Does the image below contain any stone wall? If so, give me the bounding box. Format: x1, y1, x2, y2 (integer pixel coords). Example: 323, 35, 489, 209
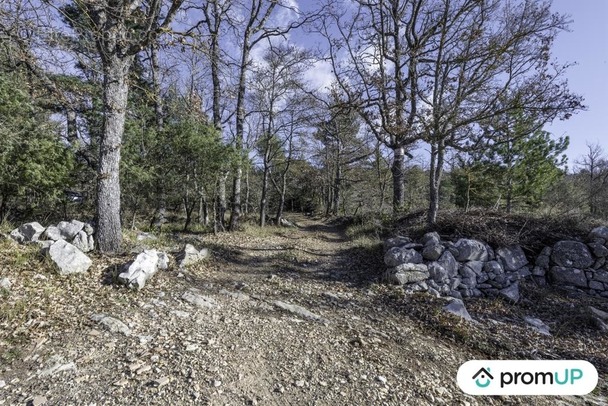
382, 226, 608, 300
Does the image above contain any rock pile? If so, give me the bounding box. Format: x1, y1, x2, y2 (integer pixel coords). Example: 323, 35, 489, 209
540, 226, 608, 297
10, 220, 95, 275
383, 225, 608, 299
383, 232, 528, 301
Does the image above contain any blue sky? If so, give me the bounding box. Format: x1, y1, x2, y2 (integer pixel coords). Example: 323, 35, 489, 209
546, 0, 608, 164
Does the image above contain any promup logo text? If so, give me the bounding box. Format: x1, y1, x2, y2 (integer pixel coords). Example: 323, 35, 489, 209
457, 360, 598, 395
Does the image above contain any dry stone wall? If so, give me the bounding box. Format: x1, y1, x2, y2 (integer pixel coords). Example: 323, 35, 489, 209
383, 226, 608, 300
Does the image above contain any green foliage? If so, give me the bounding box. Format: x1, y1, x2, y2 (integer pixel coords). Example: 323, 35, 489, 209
0, 72, 74, 221
452, 127, 568, 211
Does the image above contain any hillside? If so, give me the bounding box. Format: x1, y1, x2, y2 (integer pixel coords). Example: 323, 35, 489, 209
0, 215, 607, 405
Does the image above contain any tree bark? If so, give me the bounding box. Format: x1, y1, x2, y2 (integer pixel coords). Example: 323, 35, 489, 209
391, 146, 406, 213
427, 140, 445, 225
96, 56, 133, 253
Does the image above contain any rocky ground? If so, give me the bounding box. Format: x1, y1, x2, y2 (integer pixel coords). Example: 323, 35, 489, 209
0, 215, 607, 405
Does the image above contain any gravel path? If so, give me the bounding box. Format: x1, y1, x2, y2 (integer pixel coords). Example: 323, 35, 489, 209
0, 216, 604, 405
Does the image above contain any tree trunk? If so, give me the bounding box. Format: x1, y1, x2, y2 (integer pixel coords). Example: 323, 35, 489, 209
427, 140, 445, 226
391, 146, 406, 213
216, 171, 228, 231
96, 56, 133, 253
260, 164, 270, 227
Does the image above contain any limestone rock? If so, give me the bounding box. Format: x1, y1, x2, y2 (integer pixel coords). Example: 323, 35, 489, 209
523, 316, 551, 336
118, 250, 166, 290
72, 230, 94, 253
496, 245, 528, 272
422, 242, 444, 261
420, 232, 441, 246
136, 232, 157, 241
499, 282, 520, 303
273, 300, 327, 323
588, 242, 608, 258
442, 298, 473, 322
42, 225, 62, 241
46, 240, 92, 275
177, 244, 209, 268
453, 239, 488, 262
90, 314, 131, 336
437, 251, 459, 277
551, 241, 594, 269
383, 236, 411, 251
549, 266, 588, 288
588, 306, 608, 332
384, 246, 423, 267
428, 262, 449, 284
589, 226, 608, 241
384, 263, 429, 285
56, 220, 85, 240
10, 222, 46, 243
181, 291, 218, 308
0, 277, 11, 290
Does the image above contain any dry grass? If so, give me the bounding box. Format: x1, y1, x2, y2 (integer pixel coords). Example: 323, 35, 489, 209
392, 208, 605, 255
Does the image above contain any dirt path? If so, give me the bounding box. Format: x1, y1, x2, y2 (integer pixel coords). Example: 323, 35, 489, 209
0, 216, 603, 405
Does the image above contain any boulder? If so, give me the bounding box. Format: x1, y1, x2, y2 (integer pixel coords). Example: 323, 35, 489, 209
46, 240, 92, 275
383, 236, 411, 251
437, 251, 459, 277
589, 226, 608, 241
589, 281, 605, 291
42, 226, 62, 241
118, 250, 166, 290
10, 222, 46, 243
549, 266, 588, 288
588, 242, 608, 258
483, 260, 504, 275
453, 239, 488, 262
551, 241, 594, 269
499, 282, 520, 303
177, 244, 209, 268
442, 298, 473, 322
56, 220, 85, 241
72, 230, 94, 253
384, 246, 423, 267
384, 263, 429, 285
496, 245, 528, 272
428, 262, 449, 284
422, 242, 444, 261
593, 270, 608, 283
420, 232, 441, 246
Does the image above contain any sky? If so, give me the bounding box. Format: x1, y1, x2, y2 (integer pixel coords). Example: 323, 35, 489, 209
545, 0, 608, 164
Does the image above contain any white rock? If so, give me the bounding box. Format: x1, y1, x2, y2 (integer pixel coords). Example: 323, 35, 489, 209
10, 222, 46, 243
0, 277, 11, 290
273, 300, 327, 323
56, 220, 85, 240
72, 230, 93, 253
118, 250, 165, 290
90, 314, 131, 336
46, 240, 92, 275
177, 244, 209, 268
181, 292, 218, 309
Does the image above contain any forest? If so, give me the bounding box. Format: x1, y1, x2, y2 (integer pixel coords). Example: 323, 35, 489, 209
1, 0, 607, 253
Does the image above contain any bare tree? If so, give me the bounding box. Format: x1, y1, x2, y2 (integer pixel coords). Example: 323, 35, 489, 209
318, 0, 443, 213
419, 0, 583, 225
577, 143, 608, 216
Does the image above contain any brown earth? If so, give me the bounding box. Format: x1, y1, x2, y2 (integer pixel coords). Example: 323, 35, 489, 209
0, 214, 606, 405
